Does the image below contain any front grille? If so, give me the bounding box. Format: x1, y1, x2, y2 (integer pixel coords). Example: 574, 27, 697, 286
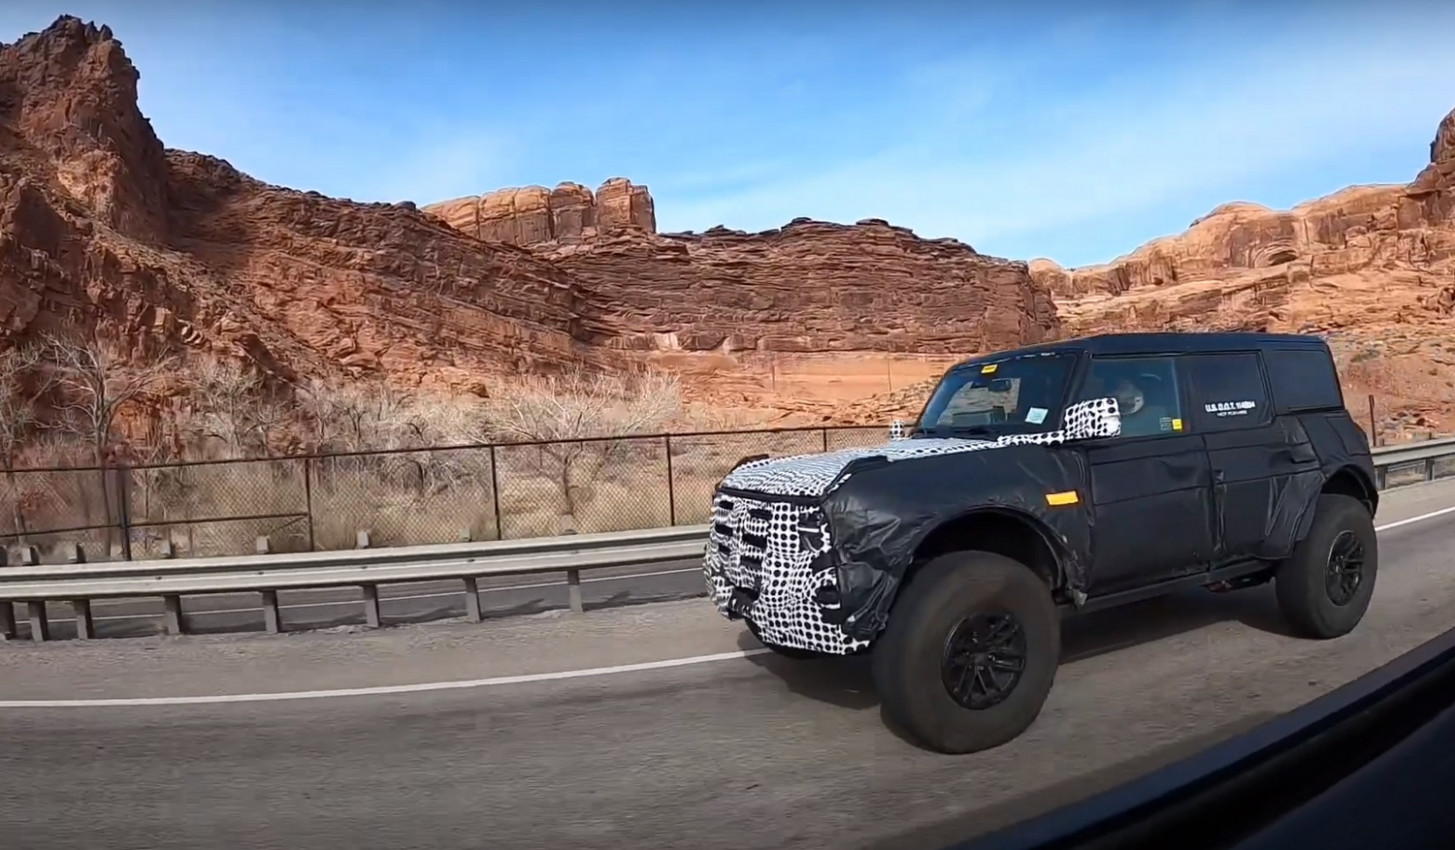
707, 491, 784, 590
703, 490, 872, 655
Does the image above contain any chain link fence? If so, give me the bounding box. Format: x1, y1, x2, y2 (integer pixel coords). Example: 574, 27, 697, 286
0, 424, 889, 562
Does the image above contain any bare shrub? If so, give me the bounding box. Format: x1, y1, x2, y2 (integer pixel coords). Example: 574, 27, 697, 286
0, 343, 51, 541
42, 334, 177, 462
189, 358, 289, 459
36, 335, 176, 555
292, 379, 501, 548
483, 368, 682, 526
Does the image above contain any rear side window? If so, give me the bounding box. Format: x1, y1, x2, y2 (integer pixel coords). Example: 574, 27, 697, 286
1264, 347, 1344, 412
1183, 352, 1271, 431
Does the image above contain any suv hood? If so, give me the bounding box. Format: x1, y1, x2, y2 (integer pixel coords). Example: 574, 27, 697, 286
719, 436, 1002, 499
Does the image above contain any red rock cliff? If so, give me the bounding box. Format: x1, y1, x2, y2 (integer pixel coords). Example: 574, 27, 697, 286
1, 15, 1061, 412
0, 17, 606, 392
1027, 106, 1455, 439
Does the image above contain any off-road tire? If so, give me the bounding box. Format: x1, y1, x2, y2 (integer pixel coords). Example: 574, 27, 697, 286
1275, 493, 1378, 639
746, 619, 822, 659
871, 550, 1060, 754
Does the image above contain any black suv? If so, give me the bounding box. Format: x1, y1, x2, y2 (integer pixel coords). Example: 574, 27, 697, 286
704, 332, 1379, 754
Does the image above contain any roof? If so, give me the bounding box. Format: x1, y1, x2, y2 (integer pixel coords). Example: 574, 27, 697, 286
951, 331, 1329, 370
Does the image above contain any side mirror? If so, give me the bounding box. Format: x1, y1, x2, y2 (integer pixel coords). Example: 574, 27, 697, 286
1062, 397, 1121, 441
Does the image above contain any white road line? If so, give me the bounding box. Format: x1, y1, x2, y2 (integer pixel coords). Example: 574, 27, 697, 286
32, 566, 704, 625
0, 649, 775, 708
1374, 504, 1455, 532
1, 501, 1451, 710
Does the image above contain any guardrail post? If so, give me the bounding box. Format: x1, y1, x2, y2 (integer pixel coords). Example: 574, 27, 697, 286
21, 546, 39, 566
162, 595, 185, 635
0, 548, 7, 567
0, 602, 14, 639
26, 602, 49, 642
254, 537, 271, 555
361, 584, 381, 628
67, 543, 86, 564
1425, 457, 1437, 482
356, 530, 371, 549
260, 590, 281, 634
159, 539, 175, 559
463, 577, 483, 623
567, 569, 583, 614
71, 599, 94, 639
1376, 465, 1389, 490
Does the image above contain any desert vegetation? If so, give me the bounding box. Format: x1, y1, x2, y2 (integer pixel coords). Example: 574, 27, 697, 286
0, 337, 884, 562
4, 331, 1432, 565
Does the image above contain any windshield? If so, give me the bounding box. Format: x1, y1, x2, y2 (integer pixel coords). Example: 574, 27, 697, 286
915, 351, 1079, 437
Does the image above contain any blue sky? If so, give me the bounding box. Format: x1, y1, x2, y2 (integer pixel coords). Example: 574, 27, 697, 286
4, 1, 1454, 268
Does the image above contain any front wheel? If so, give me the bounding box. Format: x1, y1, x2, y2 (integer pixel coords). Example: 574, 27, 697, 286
871, 550, 1060, 754
1275, 493, 1378, 639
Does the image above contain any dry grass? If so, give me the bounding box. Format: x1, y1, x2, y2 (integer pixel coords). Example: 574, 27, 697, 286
0, 347, 887, 561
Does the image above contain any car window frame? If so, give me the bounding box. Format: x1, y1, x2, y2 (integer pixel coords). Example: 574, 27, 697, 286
1072, 353, 1191, 442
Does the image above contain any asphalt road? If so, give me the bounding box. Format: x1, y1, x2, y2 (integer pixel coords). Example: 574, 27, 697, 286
3, 479, 1455, 850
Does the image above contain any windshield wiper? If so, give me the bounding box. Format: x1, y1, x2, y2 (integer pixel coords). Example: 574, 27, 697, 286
949, 425, 1001, 439
915, 424, 1002, 439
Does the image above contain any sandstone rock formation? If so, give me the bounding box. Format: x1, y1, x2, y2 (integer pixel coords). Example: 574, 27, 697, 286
1023, 108, 1455, 442
0, 15, 1060, 421
1, 16, 600, 400
423, 178, 657, 245
14, 14, 1450, 445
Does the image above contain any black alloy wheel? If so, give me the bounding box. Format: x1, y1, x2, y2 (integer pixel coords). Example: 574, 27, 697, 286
940, 611, 1028, 710
1325, 529, 1367, 606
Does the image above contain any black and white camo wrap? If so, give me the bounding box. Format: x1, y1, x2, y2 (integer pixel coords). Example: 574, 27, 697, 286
720, 397, 1121, 500
705, 397, 1120, 653
703, 494, 868, 653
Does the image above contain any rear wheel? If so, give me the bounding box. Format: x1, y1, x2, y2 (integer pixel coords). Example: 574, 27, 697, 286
871, 550, 1060, 754
1274, 493, 1378, 639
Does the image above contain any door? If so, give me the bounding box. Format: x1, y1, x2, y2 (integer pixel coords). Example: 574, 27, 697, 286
1180, 351, 1322, 563
1075, 354, 1218, 595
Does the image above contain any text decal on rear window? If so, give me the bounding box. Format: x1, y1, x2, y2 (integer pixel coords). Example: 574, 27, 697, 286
1204, 400, 1257, 417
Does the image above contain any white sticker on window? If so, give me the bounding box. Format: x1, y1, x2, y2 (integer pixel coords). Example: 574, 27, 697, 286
1026, 407, 1048, 425
1205, 400, 1257, 417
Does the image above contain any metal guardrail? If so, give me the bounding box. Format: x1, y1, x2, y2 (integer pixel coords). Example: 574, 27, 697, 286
0, 525, 709, 642
3, 437, 1455, 644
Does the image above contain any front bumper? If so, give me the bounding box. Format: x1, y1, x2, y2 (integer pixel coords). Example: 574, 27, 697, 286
702, 490, 871, 655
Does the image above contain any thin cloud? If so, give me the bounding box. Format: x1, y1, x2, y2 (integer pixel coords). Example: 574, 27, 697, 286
658, 12, 1455, 266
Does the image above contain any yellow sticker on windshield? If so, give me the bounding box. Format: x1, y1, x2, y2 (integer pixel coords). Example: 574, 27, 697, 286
1172, 418, 1184, 431
1045, 490, 1079, 506
980, 364, 998, 374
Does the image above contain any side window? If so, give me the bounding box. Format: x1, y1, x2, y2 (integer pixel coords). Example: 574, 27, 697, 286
1183, 352, 1272, 431
1075, 356, 1185, 438
1264, 348, 1343, 412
